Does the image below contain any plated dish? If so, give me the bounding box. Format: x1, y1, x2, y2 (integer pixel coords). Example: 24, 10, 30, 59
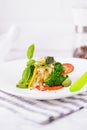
16, 44, 74, 91
0, 43, 87, 100
0, 57, 87, 99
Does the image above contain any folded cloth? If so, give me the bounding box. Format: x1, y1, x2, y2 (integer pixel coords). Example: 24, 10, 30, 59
0, 89, 87, 125
0, 24, 20, 62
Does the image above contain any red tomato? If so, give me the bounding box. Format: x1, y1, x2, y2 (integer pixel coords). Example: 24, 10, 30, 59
62, 63, 74, 75
36, 85, 64, 91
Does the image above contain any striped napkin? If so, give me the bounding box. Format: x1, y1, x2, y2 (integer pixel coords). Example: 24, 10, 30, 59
0, 89, 87, 125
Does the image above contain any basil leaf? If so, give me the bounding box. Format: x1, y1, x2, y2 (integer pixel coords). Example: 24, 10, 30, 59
27, 44, 35, 59
16, 83, 28, 88
22, 66, 31, 82
16, 79, 28, 88
17, 65, 35, 89
27, 59, 35, 66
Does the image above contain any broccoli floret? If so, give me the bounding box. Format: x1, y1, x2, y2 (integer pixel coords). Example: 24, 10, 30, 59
45, 62, 68, 86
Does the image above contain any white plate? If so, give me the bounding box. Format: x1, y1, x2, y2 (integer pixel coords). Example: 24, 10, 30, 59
0, 57, 87, 100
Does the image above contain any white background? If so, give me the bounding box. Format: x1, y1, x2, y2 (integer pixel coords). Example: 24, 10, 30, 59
0, 0, 87, 51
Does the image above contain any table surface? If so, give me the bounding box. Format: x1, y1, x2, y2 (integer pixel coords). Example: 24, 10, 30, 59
1, 49, 87, 130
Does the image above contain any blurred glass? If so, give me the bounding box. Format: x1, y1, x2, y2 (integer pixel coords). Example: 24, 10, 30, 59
72, 6, 87, 59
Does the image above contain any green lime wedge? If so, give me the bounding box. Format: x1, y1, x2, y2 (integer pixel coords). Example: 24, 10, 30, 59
69, 72, 87, 92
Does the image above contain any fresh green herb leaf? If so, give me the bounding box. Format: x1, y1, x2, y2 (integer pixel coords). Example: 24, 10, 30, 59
16, 83, 28, 88
28, 65, 35, 79
16, 43, 35, 89
27, 59, 35, 66
22, 67, 31, 82
16, 65, 35, 88
27, 43, 35, 59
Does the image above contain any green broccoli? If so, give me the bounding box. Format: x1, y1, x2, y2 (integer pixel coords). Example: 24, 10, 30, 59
45, 62, 68, 86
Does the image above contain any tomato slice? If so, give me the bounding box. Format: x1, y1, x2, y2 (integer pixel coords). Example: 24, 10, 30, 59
62, 63, 74, 75
36, 85, 64, 91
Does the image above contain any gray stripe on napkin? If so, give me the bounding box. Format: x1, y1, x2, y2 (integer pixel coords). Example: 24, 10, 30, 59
0, 89, 87, 125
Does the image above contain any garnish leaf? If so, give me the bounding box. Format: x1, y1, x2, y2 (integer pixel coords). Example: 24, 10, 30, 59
27, 43, 35, 59
22, 66, 31, 82
27, 59, 35, 66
